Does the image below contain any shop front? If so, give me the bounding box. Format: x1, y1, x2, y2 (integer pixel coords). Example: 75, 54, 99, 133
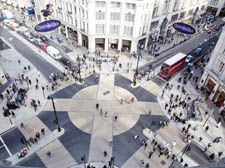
204, 76, 216, 96
95, 38, 105, 50
121, 40, 131, 52
67, 27, 78, 42
82, 34, 88, 48
109, 39, 118, 50
213, 86, 225, 108
206, 6, 218, 16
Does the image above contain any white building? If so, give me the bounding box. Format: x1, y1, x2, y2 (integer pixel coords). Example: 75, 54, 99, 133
206, 0, 225, 17
0, 0, 33, 10
33, 0, 208, 53
200, 27, 225, 108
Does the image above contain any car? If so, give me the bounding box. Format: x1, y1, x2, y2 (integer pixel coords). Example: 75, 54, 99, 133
40, 36, 49, 43
185, 55, 193, 63
34, 38, 44, 46
26, 35, 35, 43
192, 48, 202, 56
59, 57, 77, 69
40, 43, 48, 52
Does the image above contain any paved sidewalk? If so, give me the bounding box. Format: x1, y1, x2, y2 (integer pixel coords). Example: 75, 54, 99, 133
157, 67, 225, 162
0, 45, 49, 134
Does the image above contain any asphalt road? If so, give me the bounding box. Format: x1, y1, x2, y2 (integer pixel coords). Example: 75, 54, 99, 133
139, 32, 220, 73
0, 26, 61, 81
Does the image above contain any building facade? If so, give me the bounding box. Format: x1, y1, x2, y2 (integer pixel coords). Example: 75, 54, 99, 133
33, 0, 208, 53
0, 0, 33, 11
206, 0, 225, 17
200, 27, 225, 109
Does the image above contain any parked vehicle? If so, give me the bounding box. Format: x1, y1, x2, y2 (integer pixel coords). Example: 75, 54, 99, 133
26, 35, 35, 43
46, 46, 62, 59
34, 38, 44, 46
40, 36, 48, 43
59, 57, 76, 69
40, 43, 48, 52
16, 26, 28, 33
1, 10, 14, 19
9, 22, 20, 31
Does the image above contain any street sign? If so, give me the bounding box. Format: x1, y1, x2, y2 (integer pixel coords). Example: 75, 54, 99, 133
173, 22, 196, 34
35, 20, 61, 32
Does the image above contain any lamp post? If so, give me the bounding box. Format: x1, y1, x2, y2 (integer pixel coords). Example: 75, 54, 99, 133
47, 95, 61, 132
133, 50, 141, 86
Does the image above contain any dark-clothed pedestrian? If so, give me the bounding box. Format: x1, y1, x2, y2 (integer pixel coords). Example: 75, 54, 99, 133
148, 151, 153, 159
205, 125, 209, 132
96, 103, 99, 109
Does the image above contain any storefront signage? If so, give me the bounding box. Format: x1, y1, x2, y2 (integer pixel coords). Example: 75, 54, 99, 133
173, 22, 195, 34
35, 20, 61, 32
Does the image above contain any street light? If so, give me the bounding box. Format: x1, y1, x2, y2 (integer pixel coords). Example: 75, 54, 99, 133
132, 50, 141, 86
47, 95, 61, 132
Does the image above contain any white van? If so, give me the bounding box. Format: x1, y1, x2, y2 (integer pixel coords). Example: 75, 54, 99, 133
46, 46, 62, 60
1, 10, 14, 19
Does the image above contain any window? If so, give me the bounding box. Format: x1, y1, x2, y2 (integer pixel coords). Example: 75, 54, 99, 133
96, 1, 105, 7
217, 61, 225, 73
126, 3, 136, 9
150, 21, 159, 31
82, 9, 85, 18
124, 26, 133, 36
110, 25, 119, 35
173, 0, 179, 11
210, 0, 219, 6
125, 13, 135, 22
96, 11, 105, 20
74, 6, 77, 14
179, 12, 186, 19
163, 0, 170, 14
153, 7, 159, 17
96, 24, 105, 34
110, 12, 120, 21
201, 5, 205, 11
111, 1, 120, 8
188, 9, 193, 16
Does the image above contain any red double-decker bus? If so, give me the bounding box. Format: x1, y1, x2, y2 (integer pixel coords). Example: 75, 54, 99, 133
159, 52, 187, 79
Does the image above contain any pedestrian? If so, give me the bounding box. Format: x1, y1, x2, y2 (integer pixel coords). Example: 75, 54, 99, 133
213, 137, 222, 143
11, 111, 16, 118
144, 142, 148, 150
134, 135, 139, 140
96, 103, 99, 109
35, 84, 39, 90
205, 125, 209, 132
41, 128, 45, 135
131, 97, 134, 103
36, 132, 40, 139
47, 151, 51, 157
36, 78, 39, 84
100, 109, 103, 116
199, 137, 203, 142
18, 60, 21, 64
158, 150, 163, 157
28, 79, 32, 85
154, 130, 158, 137
114, 115, 118, 121
209, 153, 215, 160
217, 121, 222, 128
140, 160, 144, 167
218, 152, 223, 159
148, 151, 153, 159
165, 103, 168, 110
104, 151, 107, 157
105, 112, 108, 117
207, 143, 212, 148
171, 140, 176, 149
38, 100, 41, 106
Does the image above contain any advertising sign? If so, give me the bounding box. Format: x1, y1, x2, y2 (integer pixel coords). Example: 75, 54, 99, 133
35, 20, 61, 32
173, 22, 196, 34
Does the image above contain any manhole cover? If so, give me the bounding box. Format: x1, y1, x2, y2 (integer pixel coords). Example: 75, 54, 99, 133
160, 160, 166, 165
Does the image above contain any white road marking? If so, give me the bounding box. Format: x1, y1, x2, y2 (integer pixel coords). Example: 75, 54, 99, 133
0, 136, 12, 156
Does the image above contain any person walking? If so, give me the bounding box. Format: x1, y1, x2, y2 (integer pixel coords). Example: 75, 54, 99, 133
96, 103, 99, 109
144, 142, 148, 150
205, 125, 209, 132
148, 151, 153, 159
218, 152, 223, 159
171, 140, 176, 149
